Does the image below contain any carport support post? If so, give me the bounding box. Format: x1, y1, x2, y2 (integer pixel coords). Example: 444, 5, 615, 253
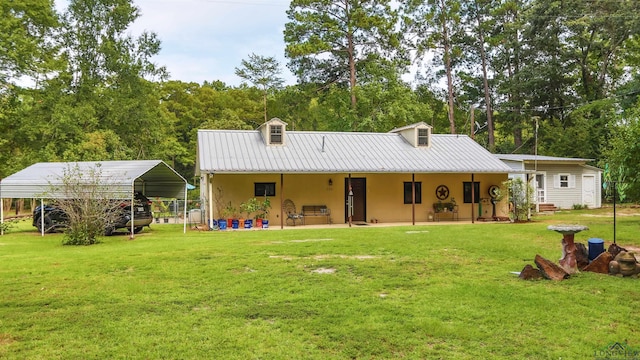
0, 196, 3, 235
183, 185, 187, 233
130, 189, 135, 239
40, 199, 44, 236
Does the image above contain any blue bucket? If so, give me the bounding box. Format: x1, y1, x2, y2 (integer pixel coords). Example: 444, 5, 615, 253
231, 219, 239, 229
217, 219, 227, 230
262, 219, 269, 229
244, 219, 253, 229
588, 238, 605, 261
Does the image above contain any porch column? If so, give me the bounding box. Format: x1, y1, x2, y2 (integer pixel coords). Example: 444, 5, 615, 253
471, 173, 475, 224
411, 174, 416, 226
348, 174, 352, 227
208, 174, 214, 229
280, 173, 284, 229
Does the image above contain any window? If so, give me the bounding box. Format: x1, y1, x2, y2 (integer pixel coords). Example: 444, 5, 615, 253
559, 174, 569, 188
463, 182, 480, 203
403, 182, 422, 204
270, 125, 282, 144
418, 128, 429, 146
255, 182, 276, 197
554, 174, 575, 189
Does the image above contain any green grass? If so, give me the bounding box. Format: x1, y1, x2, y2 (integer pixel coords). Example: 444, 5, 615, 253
1, 208, 639, 359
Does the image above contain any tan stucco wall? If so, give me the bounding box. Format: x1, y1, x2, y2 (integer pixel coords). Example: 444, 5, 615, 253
206, 173, 509, 226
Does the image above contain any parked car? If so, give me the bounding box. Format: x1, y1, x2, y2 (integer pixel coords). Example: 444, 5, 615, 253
32, 192, 153, 235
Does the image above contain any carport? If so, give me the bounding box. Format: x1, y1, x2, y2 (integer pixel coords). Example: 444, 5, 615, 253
0, 160, 188, 237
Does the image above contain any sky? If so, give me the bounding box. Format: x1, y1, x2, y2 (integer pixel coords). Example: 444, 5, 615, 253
55, 0, 295, 86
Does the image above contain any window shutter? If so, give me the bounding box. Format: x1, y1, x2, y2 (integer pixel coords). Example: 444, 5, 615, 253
553, 175, 560, 189
569, 175, 576, 188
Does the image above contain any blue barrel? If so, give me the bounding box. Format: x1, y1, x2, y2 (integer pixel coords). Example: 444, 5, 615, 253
217, 219, 227, 230
588, 238, 605, 261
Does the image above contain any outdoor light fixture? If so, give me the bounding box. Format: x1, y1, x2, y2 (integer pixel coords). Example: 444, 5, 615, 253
328, 178, 333, 186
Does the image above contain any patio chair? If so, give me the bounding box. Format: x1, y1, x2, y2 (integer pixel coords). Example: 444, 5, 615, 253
283, 199, 304, 226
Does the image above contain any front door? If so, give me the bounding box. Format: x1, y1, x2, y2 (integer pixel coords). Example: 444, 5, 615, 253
345, 178, 366, 223
582, 174, 596, 208
535, 173, 546, 204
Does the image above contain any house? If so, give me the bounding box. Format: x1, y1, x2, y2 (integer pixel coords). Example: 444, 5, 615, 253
196, 118, 514, 228
496, 154, 602, 210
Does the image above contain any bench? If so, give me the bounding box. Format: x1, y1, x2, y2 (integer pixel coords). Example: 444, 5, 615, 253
302, 205, 331, 224
432, 202, 459, 222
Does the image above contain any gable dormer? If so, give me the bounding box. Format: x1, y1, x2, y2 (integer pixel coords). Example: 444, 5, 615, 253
389, 122, 432, 148
258, 118, 287, 146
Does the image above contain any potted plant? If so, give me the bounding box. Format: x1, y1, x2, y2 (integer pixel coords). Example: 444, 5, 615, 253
222, 202, 236, 229
448, 197, 456, 211
254, 197, 271, 229
240, 198, 261, 229
214, 187, 227, 229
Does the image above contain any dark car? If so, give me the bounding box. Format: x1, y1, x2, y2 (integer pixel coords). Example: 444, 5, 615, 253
33, 192, 153, 235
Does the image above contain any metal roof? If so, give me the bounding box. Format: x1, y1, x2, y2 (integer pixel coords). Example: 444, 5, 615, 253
0, 160, 188, 199
197, 129, 513, 174
495, 154, 595, 163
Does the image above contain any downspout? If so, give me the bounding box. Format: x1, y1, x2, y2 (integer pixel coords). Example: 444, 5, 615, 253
412, 174, 415, 225
471, 174, 475, 224
280, 174, 284, 229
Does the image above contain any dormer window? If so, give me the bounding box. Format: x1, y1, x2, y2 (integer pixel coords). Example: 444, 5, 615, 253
389, 122, 432, 148
270, 125, 282, 144
418, 128, 429, 146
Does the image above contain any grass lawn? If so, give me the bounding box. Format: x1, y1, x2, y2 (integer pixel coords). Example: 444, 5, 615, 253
1, 207, 639, 359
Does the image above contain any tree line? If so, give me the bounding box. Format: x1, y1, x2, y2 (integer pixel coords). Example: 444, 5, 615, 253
2, 0, 640, 200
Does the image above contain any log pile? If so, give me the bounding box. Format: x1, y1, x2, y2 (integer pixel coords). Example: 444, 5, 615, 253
520, 243, 640, 281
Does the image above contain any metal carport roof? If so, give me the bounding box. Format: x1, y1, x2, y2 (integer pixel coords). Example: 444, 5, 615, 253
0, 160, 189, 235
0, 160, 187, 199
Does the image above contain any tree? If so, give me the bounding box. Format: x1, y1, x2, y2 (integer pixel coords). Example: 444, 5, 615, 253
235, 53, 284, 123
0, 0, 59, 89
284, 0, 402, 129
604, 102, 640, 202
47, 164, 127, 245
403, 0, 464, 134
12, 0, 170, 165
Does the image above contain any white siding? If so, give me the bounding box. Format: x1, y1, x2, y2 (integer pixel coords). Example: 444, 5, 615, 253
524, 163, 601, 209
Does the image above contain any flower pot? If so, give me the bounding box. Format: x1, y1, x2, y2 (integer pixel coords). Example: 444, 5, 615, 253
244, 219, 253, 229
256, 218, 263, 228
227, 219, 233, 228
231, 219, 239, 229
262, 219, 269, 229
239, 218, 245, 228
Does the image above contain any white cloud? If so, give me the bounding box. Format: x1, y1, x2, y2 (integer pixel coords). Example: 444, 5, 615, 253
55, 0, 295, 85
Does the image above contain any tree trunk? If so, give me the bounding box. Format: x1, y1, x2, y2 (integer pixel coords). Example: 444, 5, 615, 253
346, 0, 357, 130
475, 1, 494, 151
441, 0, 456, 134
